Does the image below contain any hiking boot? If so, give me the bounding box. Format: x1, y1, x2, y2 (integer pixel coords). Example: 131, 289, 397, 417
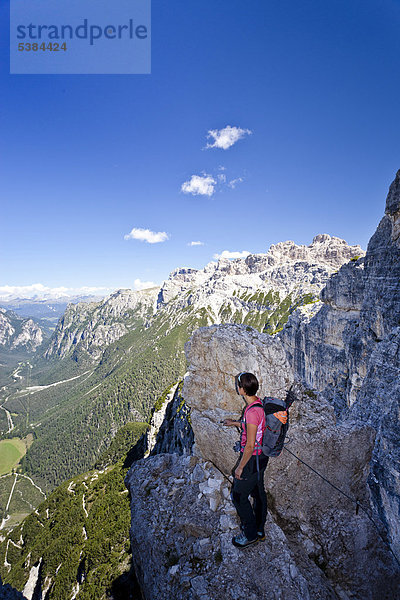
232, 533, 258, 548
257, 530, 265, 541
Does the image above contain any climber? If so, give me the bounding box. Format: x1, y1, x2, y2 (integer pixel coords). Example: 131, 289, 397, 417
223, 371, 269, 548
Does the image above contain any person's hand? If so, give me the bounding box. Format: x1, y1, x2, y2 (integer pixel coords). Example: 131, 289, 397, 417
234, 466, 243, 480
223, 419, 237, 426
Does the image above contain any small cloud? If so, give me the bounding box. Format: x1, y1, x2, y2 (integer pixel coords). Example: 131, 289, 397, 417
206, 126, 252, 150
218, 173, 227, 183
133, 278, 158, 291
124, 227, 169, 244
213, 250, 251, 260
181, 174, 216, 197
218, 165, 226, 171
188, 241, 204, 246
228, 177, 244, 189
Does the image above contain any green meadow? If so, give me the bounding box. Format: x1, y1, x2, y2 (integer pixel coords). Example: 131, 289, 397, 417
0, 438, 26, 475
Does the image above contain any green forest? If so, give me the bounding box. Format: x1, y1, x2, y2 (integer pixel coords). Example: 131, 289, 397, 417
0, 422, 147, 600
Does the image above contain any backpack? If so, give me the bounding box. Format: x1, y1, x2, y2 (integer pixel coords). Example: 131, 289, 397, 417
245, 388, 296, 457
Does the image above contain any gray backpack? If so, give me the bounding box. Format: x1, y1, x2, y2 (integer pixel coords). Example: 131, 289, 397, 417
245, 391, 295, 457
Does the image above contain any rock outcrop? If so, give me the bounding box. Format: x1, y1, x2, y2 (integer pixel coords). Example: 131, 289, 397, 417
184, 324, 291, 476
0, 309, 44, 352
126, 453, 339, 600
45, 288, 158, 359
145, 382, 194, 457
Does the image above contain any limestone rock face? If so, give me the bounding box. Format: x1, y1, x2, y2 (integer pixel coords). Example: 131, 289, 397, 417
11, 319, 43, 351
351, 327, 400, 558
145, 382, 194, 457
157, 235, 364, 319
125, 454, 338, 600
183, 324, 292, 476
0, 309, 44, 352
45, 288, 157, 359
280, 170, 400, 556
0, 310, 15, 346
267, 233, 363, 269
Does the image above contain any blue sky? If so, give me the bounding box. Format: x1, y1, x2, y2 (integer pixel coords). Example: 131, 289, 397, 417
1, 0, 400, 299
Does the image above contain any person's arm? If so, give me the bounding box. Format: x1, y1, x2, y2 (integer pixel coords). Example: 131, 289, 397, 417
234, 422, 257, 479
222, 418, 241, 429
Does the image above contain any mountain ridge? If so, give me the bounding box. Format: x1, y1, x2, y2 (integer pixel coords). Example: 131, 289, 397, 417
45, 234, 363, 362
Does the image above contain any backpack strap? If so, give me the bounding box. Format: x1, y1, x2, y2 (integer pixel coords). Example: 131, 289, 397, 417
243, 402, 265, 479
242, 401, 265, 457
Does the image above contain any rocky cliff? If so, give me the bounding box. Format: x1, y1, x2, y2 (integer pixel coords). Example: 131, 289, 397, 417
0, 309, 44, 352
280, 169, 400, 557
126, 171, 400, 600
0, 577, 24, 600
145, 381, 194, 457
45, 288, 158, 360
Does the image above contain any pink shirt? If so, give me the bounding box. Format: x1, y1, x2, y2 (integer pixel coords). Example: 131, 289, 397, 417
241, 398, 265, 455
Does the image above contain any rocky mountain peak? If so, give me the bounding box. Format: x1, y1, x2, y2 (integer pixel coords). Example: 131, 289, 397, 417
45, 286, 159, 359
385, 168, 400, 215
267, 233, 363, 269
0, 310, 44, 352
383, 169, 400, 245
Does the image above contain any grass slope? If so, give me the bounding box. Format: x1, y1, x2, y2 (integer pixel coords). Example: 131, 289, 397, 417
0, 439, 26, 475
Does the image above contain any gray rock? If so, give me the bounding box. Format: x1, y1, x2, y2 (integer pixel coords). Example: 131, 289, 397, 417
280, 170, 400, 559
125, 455, 337, 600
146, 382, 194, 457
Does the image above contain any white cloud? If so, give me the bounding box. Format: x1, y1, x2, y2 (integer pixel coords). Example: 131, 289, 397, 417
188, 241, 204, 246
181, 174, 216, 197
228, 177, 244, 189
206, 126, 252, 150
133, 279, 158, 291
124, 227, 169, 243
0, 284, 114, 301
217, 173, 226, 183
213, 250, 251, 260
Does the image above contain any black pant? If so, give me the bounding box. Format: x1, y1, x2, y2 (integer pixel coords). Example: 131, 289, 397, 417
231, 454, 269, 540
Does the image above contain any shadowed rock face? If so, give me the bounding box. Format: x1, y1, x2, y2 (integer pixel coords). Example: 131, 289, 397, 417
0, 576, 25, 600
280, 170, 400, 558
146, 382, 194, 457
